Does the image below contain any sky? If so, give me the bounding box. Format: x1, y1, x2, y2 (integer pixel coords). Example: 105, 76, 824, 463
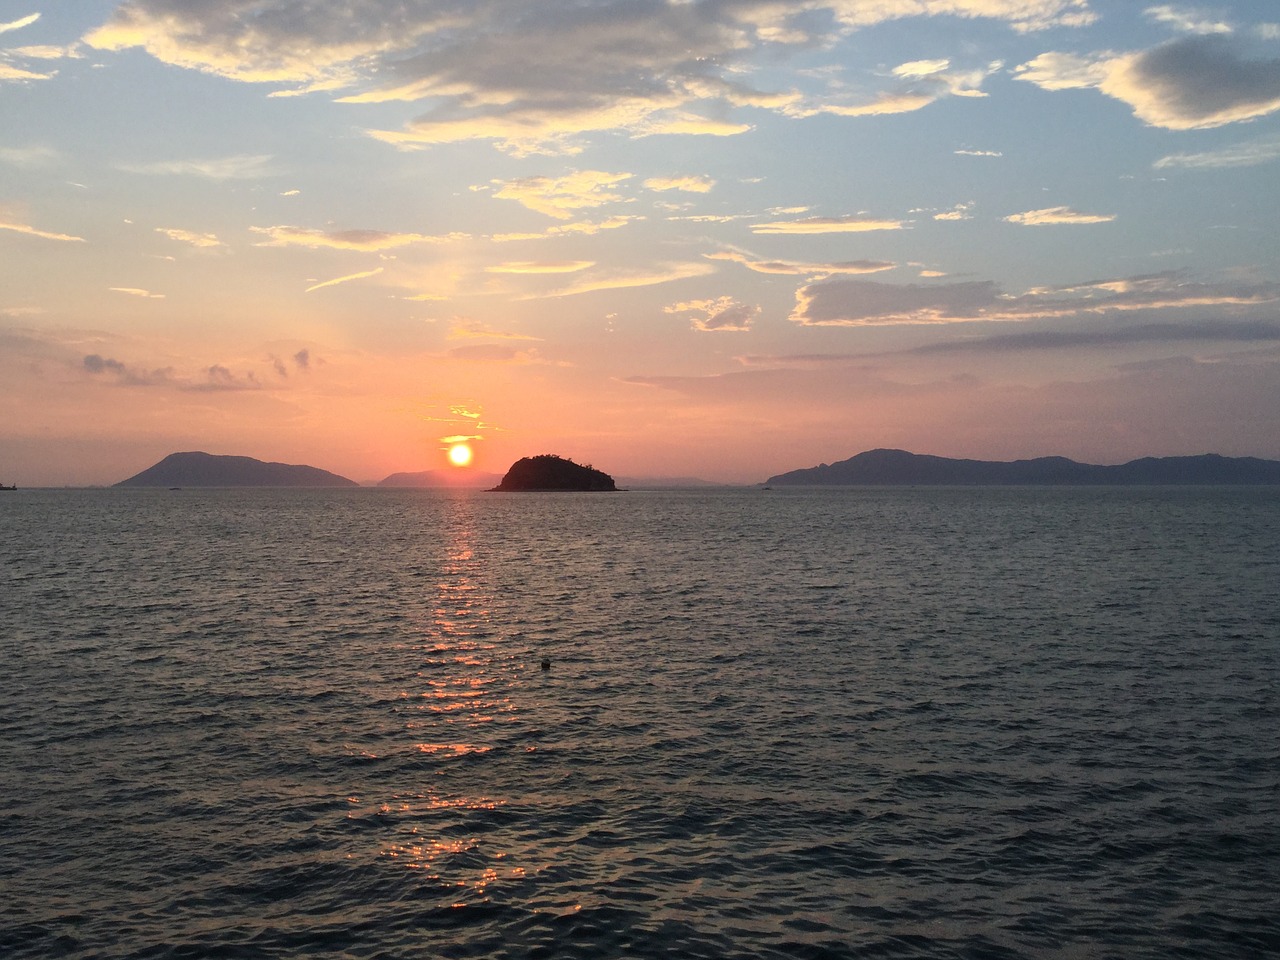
3, 0, 1280, 486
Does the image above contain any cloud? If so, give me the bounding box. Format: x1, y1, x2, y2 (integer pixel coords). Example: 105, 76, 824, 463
908, 319, 1280, 354
1015, 35, 1280, 129
798, 58, 1002, 118
448, 323, 542, 342
666, 296, 759, 332
933, 202, 976, 221
0, 218, 85, 242
119, 154, 275, 179
1004, 205, 1115, 225
954, 148, 1003, 157
83, 1, 1096, 151
537, 261, 716, 299
643, 175, 715, 193
1144, 5, 1232, 35
491, 171, 632, 220
790, 272, 1278, 326
447, 344, 540, 363
704, 250, 896, 277
491, 216, 642, 242
110, 287, 165, 299
157, 227, 223, 248
0, 14, 40, 35
305, 267, 384, 293
0, 63, 53, 81
1154, 135, 1280, 170
0, 145, 61, 168
251, 225, 465, 250
752, 215, 905, 235
485, 261, 595, 274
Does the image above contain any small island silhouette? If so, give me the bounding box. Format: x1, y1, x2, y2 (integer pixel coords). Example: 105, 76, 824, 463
490, 454, 617, 492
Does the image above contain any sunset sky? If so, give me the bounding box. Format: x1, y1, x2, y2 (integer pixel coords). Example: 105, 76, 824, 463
4, 0, 1280, 485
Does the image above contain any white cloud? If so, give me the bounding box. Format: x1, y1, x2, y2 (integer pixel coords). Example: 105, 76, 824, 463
0, 218, 85, 242
644, 175, 715, 194
1144, 5, 1232, 35
0, 13, 39, 35
1154, 136, 1280, 170
120, 154, 275, 179
491, 171, 632, 220
1016, 36, 1280, 130
251, 226, 466, 250
109, 287, 165, 299
157, 227, 223, 248
1004, 205, 1115, 225
753, 215, 905, 234
790, 272, 1276, 326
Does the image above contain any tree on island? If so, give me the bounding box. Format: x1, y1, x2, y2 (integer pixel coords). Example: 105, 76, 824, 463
490, 454, 617, 491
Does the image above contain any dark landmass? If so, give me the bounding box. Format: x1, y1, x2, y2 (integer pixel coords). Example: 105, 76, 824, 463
378, 469, 503, 488
116, 452, 358, 487
491, 454, 617, 492
767, 448, 1280, 486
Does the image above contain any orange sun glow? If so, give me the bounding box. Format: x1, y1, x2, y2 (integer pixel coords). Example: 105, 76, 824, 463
448, 443, 473, 467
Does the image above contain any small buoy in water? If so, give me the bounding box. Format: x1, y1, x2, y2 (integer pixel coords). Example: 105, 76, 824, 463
540, 657, 551, 671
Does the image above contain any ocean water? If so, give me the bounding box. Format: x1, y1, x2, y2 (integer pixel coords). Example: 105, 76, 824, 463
2, 486, 1278, 959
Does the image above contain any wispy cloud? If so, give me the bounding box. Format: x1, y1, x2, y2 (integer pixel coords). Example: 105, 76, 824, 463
252, 225, 466, 250
110, 287, 165, 299
305, 267, 384, 293
491, 171, 632, 220
1144, 5, 1232, 35
644, 175, 715, 194
157, 227, 223, 248
790, 272, 1278, 326
1155, 136, 1280, 170
120, 154, 275, 179
1004, 206, 1115, 225
0, 13, 39, 35
752, 215, 905, 235
705, 250, 895, 277
537, 261, 715, 299
485, 261, 595, 274
0, 218, 85, 242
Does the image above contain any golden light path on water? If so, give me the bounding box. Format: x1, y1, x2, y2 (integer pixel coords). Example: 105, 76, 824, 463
367, 500, 531, 902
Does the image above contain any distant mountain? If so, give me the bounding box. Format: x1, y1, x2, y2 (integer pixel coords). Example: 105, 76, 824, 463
117, 452, 358, 487
766, 449, 1280, 486
491, 454, 617, 491
379, 469, 503, 488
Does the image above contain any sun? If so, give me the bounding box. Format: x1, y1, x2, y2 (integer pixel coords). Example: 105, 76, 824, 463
447, 443, 473, 467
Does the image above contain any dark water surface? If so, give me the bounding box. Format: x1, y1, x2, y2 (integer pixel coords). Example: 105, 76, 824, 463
2, 486, 1278, 959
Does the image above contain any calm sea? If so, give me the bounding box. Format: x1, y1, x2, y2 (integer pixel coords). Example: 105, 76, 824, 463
2, 486, 1277, 959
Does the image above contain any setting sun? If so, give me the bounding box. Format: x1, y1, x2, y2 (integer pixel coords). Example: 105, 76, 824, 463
447, 443, 473, 467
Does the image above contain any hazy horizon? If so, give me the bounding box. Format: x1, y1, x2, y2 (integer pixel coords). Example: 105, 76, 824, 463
5, 2, 1280, 487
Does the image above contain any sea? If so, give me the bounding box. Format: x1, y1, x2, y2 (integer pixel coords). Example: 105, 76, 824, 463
2, 485, 1277, 960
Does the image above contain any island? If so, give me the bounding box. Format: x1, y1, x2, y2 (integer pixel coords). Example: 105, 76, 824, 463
116, 452, 358, 487
490, 454, 617, 492
766, 448, 1280, 486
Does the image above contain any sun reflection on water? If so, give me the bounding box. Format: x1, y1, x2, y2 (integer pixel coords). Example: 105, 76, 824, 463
367, 496, 527, 900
